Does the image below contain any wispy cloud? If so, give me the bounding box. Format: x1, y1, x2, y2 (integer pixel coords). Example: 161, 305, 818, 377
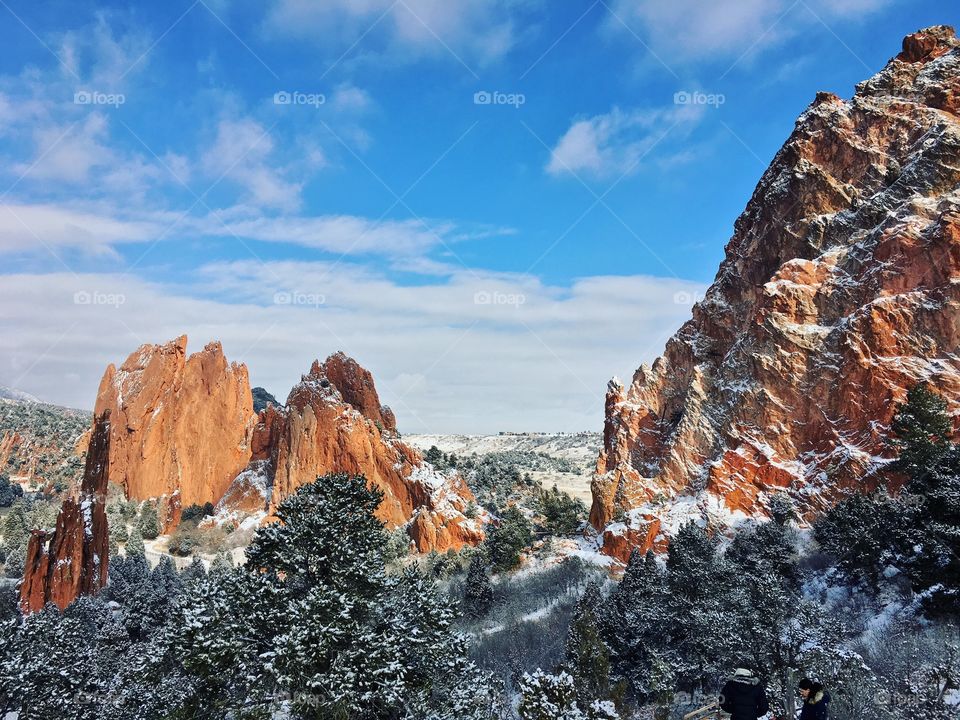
264, 0, 527, 66
546, 104, 704, 179
201, 118, 304, 212
608, 0, 891, 63
0, 264, 707, 432
0, 198, 512, 261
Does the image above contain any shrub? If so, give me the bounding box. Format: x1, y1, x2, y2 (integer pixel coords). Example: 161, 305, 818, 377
181, 502, 215, 523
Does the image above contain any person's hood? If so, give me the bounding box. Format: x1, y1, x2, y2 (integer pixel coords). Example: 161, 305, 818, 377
727, 670, 760, 686
808, 690, 830, 705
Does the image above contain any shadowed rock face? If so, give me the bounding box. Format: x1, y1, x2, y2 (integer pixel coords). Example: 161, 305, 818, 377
592, 26, 960, 561
20, 411, 111, 613
93, 335, 256, 516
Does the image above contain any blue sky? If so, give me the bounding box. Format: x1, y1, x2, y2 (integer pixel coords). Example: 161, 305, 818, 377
0, 0, 955, 433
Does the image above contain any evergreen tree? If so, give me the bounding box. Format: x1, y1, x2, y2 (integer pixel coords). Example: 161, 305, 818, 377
138, 504, 161, 541
0, 585, 18, 623
663, 522, 740, 693
600, 549, 670, 703
0, 597, 133, 720
486, 506, 533, 571
725, 521, 801, 699
565, 582, 614, 708
2, 501, 29, 549
125, 526, 145, 557
813, 492, 902, 584
209, 552, 233, 575
0, 474, 23, 507
906, 445, 960, 613
180, 555, 206, 584
463, 552, 494, 618
518, 670, 619, 720
768, 493, 795, 526
107, 511, 128, 544
424, 445, 444, 466
3, 545, 24, 579
157, 473, 493, 719
890, 382, 953, 489
538, 485, 586, 536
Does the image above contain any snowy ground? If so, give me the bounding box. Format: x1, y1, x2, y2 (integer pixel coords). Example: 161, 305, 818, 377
469, 535, 614, 638
407, 431, 600, 464
407, 432, 600, 504
140, 535, 247, 569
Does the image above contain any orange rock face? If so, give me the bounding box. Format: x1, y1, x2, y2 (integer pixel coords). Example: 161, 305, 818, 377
592, 26, 960, 556
321, 352, 397, 433
20, 411, 111, 613
601, 515, 666, 564
224, 353, 485, 552
93, 335, 256, 511
89, 335, 482, 552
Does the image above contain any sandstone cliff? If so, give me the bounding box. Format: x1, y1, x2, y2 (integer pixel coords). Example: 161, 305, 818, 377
592, 26, 960, 560
20, 411, 111, 613
93, 336, 256, 520
91, 336, 482, 552
224, 353, 484, 552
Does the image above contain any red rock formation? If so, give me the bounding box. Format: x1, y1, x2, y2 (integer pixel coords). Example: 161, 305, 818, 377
600, 516, 665, 563
321, 352, 397, 433
223, 353, 484, 552
20, 411, 111, 613
88, 335, 482, 551
592, 26, 960, 561
93, 336, 256, 514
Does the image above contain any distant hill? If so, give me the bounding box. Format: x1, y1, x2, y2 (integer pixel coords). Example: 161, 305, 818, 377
0, 395, 90, 488
0, 386, 40, 403
407, 432, 601, 504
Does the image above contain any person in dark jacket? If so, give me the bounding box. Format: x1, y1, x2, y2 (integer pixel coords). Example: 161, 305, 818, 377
798, 678, 830, 720
720, 668, 770, 720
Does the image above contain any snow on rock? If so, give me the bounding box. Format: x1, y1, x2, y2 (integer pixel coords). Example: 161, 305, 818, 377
20, 411, 111, 613
219, 354, 486, 553
592, 25, 960, 561
90, 335, 256, 511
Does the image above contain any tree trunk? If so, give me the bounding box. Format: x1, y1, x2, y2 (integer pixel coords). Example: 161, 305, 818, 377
785, 667, 796, 719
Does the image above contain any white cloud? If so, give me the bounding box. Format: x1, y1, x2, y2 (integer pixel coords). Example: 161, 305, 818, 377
546, 105, 703, 179
0, 198, 508, 260
0, 265, 706, 433
13, 114, 114, 184
330, 84, 373, 113
57, 12, 153, 88
201, 118, 304, 212
609, 0, 891, 62
0, 202, 161, 254
264, 0, 524, 66
207, 213, 452, 255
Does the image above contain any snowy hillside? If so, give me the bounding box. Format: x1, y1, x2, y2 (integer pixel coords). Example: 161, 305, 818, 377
0, 387, 40, 403
408, 431, 600, 503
